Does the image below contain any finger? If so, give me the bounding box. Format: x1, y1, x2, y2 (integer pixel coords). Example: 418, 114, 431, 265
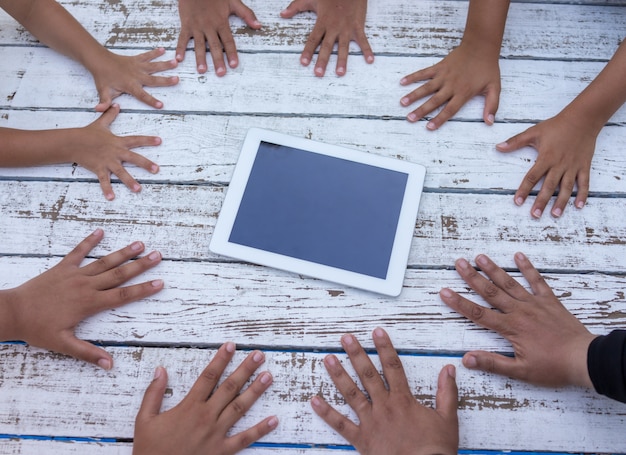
301, 25, 324, 67
218, 27, 239, 69
530, 172, 558, 219
188, 342, 235, 402
219, 371, 273, 429
135, 366, 168, 423
310, 395, 360, 444
473, 254, 531, 303
280, 0, 314, 18
427, 95, 467, 130
94, 277, 164, 313
335, 35, 349, 76
81, 240, 146, 276
176, 29, 191, 62
193, 32, 209, 73
233, 1, 262, 29
514, 162, 547, 209
550, 171, 576, 218
135, 47, 167, 63
323, 353, 371, 416
372, 328, 410, 393
99, 173, 115, 201
483, 84, 500, 126
435, 365, 458, 424
117, 148, 160, 175
355, 29, 374, 64
60, 228, 105, 267
129, 86, 163, 109
513, 252, 555, 298
207, 32, 228, 76
574, 169, 590, 210
401, 79, 439, 108
439, 288, 505, 334
463, 350, 523, 380
341, 333, 387, 400
400, 66, 437, 86
223, 416, 279, 453
210, 350, 266, 411
94, 103, 121, 128
109, 162, 142, 193
95, 89, 115, 112
453, 257, 520, 313
56, 333, 115, 371
496, 127, 536, 154
316, 32, 338, 75
91, 249, 163, 291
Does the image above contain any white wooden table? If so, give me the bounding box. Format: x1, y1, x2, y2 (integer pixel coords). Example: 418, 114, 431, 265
1, 0, 625, 453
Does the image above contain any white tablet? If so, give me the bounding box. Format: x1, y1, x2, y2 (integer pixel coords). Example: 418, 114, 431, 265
210, 128, 426, 296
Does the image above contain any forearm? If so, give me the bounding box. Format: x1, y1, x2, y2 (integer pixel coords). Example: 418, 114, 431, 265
587, 330, 626, 403
0, 0, 109, 73
559, 39, 626, 134
460, 0, 510, 58
0, 127, 80, 167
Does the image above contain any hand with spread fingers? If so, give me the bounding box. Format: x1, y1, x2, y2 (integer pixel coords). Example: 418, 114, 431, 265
176, 0, 262, 76
439, 252, 597, 388
400, 0, 509, 130
0, 229, 164, 370
281, 0, 374, 77
311, 328, 459, 455
133, 343, 278, 455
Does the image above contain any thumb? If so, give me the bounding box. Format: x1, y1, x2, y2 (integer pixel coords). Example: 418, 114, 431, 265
95, 103, 121, 128
280, 0, 314, 18
435, 365, 459, 422
95, 90, 114, 112
463, 351, 519, 378
233, 2, 261, 29
136, 367, 168, 422
58, 334, 115, 370
483, 85, 501, 126
496, 127, 535, 153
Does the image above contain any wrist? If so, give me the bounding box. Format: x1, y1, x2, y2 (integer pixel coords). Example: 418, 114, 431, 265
0, 289, 22, 342
568, 332, 598, 389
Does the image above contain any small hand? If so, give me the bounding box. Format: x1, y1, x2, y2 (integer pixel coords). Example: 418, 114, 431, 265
133, 342, 278, 455
400, 42, 500, 130
93, 47, 179, 111
496, 113, 596, 218
176, 0, 261, 75
74, 104, 161, 200
439, 253, 596, 388
3, 228, 163, 369
281, 0, 374, 77
311, 328, 459, 455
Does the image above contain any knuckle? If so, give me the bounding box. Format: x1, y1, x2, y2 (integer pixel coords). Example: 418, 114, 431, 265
385, 356, 403, 371
482, 282, 499, 298
230, 398, 246, 416
220, 377, 240, 395
470, 304, 486, 321
362, 366, 378, 380
116, 286, 132, 302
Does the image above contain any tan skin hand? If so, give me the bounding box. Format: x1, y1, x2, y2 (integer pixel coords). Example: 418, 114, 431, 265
281, 0, 374, 77
311, 328, 459, 455
400, 42, 501, 130
0, 229, 163, 370
70, 104, 161, 200
176, 0, 261, 75
496, 112, 596, 218
440, 253, 597, 388
93, 48, 179, 111
133, 343, 278, 455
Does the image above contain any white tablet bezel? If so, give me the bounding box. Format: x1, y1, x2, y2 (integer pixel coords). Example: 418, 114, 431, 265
209, 128, 426, 296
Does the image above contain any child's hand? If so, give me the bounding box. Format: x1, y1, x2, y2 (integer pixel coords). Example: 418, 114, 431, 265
133, 343, 278, 455
400, 42, 501, 130
1, 229, 163, 370
281, 0, 374, 77
72, 104, 161, 200
92, 47, 179, 111
496, 112, 596, 218
176, 0, 261, 75
311, 329, 459, 455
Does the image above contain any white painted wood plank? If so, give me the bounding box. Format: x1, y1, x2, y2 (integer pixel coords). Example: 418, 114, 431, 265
0, 345, 624, 452
3, 48, 626, 125
1, 181, 625, 271
1, 110, 625, 195
0, 1, 623, 61
0, 256, 623, 352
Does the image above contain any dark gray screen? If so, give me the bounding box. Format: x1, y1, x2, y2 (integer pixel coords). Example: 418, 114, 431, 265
229, 142, 408, 279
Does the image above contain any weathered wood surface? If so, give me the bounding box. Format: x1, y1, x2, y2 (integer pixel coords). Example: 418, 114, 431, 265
1, 0, 626, 453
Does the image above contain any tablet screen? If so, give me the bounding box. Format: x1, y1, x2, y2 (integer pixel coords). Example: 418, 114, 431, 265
228, 141, 408, 279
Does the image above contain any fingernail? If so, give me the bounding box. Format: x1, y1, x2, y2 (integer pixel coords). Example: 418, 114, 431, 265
151, 279, 163, 288
496, 142, 507, 149
515, 196, 524, 206
301, 57, 309, 65
341, 334, 354, 346
132, 184, 141, 192
131, 241, 143, 252
487, 114, 495, 124
315, 67, 324, 76
373, 327, 385, 339
476, 254, 488, 266
253, 351, 264, 363
311, 396, 322, 408
552, 207, 562, 217
155, 101, 163, 109
153, 366, 164, 379
407, 113, 417, 122
216, 67, 226, 77
92, 228, 104, 237
464, 355, 477, 368
260, 372, 272, 384
198, 64, 206, 72
400, 77, 407, 85
366, 55, 374, 64
148, 251, 161, 261
268, 416, 279, 428
176, 54, 183, 62
253, 20, 262, 27
325, 355, 337, 366
229, 59, 237, 67
151, 164, 160, 173
440, 288, 453, 298
105, 193, 115, 201
576, 200, 585, 209
532, 208, 542, 218
426, 121, 436, 130
456, 258, 470, 270
98, 358, 112, 370
447, 365, 456, 379
400, 97, 410, 106
336, 67, 345, 75
225, 341, 236, 353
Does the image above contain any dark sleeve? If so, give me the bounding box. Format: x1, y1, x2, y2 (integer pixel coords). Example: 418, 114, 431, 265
587, 330, 626, 403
